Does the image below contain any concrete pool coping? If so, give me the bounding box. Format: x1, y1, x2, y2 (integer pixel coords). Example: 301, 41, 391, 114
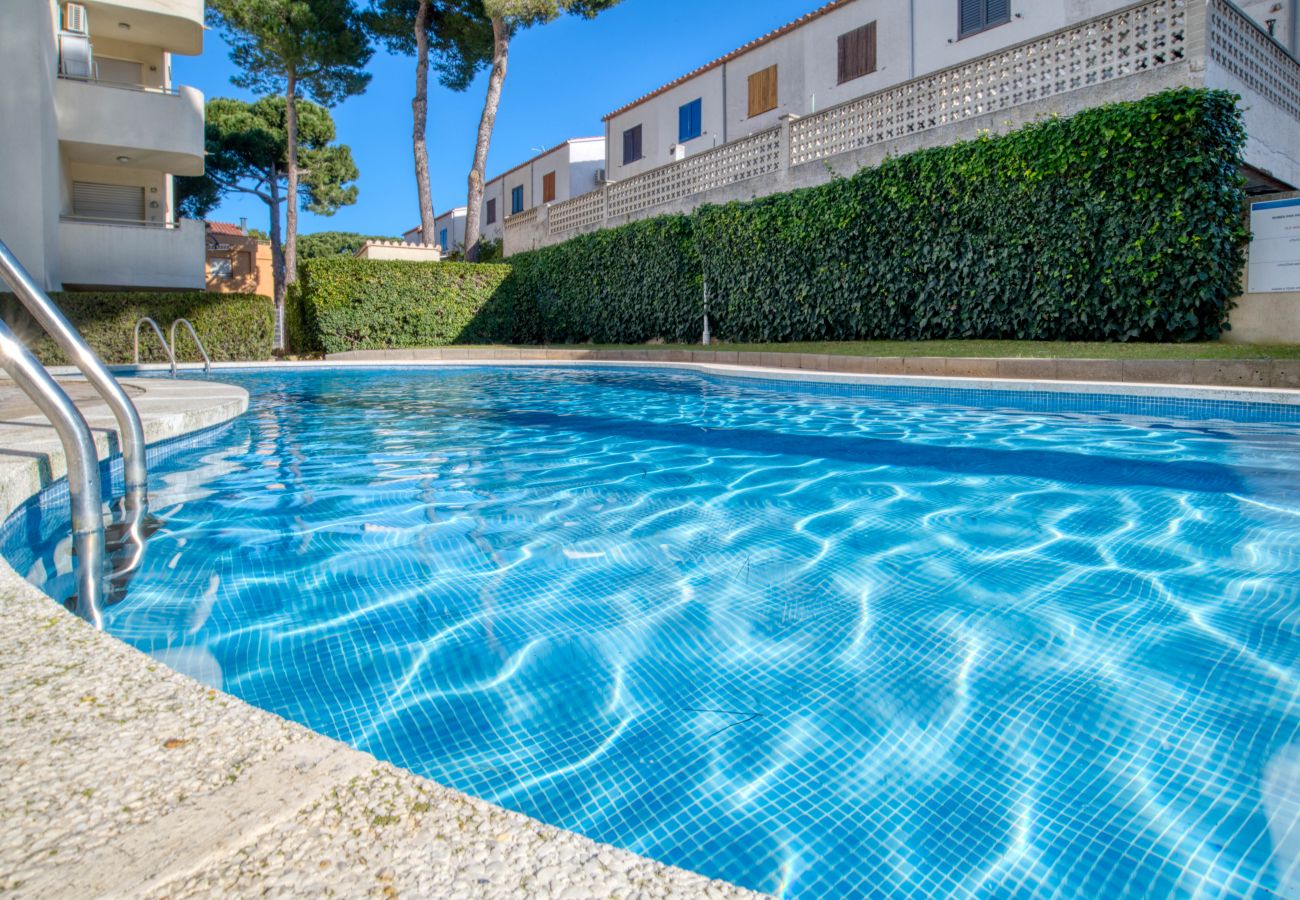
0, 375, 761, 898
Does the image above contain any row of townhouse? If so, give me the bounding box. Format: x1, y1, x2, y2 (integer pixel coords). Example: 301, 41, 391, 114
0, 0, 207, 291
408, 137, 606, 253
484, 0, 1300, 276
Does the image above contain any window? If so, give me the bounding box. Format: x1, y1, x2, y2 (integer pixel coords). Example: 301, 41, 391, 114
486, 198, 496, 224
71, 181, 144, 222
510, 185, 524, 215
439, 228, 448, 250
959, 0, 1010, 38
209, 257, 233, 279
542, 171, 557, 203
622, 124, 643, 165
747, 65, 778, 118
837, 22, 877, 84
678, 98, 703, 143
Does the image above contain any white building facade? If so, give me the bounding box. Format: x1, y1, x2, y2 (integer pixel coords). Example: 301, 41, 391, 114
0, 0, 207, 291
500, 0, 1300, 262
604, 0, 1299, 184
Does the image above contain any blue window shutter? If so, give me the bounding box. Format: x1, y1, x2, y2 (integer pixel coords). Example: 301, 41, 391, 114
511, 185, 524, 214
679, 99, 702, 143
439, 228, 448, 250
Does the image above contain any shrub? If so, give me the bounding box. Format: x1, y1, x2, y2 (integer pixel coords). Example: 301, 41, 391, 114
297, 257, 517, 354
0, 291, 275, 364
502, 88, 1248, 344
504, 215, 702, 344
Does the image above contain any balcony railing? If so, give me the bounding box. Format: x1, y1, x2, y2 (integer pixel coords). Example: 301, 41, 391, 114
57, 71, 183, 97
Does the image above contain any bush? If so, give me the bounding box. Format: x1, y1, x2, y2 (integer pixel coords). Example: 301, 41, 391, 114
504, 88, 1249, 344
0, 291, 275, 364
297, 257, 517, 354
504, 216, 702, 344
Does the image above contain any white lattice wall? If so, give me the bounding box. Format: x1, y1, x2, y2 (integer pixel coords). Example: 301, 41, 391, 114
790, 0, 1189, 166
548, 190, 605, 235
607, 129, 782, 220
1208, 0, 1300, 120
505, 207, 538, 229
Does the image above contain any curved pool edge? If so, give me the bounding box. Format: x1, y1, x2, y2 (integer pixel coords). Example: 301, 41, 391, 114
0, 376, 762, 899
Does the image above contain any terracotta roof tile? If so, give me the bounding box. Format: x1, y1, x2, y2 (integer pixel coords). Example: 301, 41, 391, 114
205, 221, 246, 236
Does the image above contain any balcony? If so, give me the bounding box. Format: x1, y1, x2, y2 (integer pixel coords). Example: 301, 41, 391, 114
79, 0, 205, 55
59, 217, 204, 290
56, 78, 204, 176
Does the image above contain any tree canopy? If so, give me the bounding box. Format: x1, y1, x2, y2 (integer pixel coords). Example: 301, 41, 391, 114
297, 231, 401, 258
177, 97, 359, 219
208, 0, 373, 105
365, 0, 493, 91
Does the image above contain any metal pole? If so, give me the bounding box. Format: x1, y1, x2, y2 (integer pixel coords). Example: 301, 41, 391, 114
0, 321, 105, 625
0, 239, 148, 516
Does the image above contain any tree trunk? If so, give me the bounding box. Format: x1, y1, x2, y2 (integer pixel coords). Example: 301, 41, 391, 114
282, 70, 299, 350
413, 0, 435, 244
464, 16, 509, 263
268, 162, 286, 347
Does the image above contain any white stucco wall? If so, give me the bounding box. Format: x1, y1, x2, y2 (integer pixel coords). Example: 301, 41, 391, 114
0, 0, 63, 289
434, 209, 467, 252
59, 216, 204, 289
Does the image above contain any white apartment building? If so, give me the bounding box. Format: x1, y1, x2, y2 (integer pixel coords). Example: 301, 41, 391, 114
415, 207, 466, 254
408, 137, 607, 253
604, 0, 1298, 186
0, 0, 206, 291
503, 0, 1300, 261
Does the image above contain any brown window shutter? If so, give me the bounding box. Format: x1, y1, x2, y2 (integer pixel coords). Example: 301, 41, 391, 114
542, 172, 556, 203
748, 65, 778, 117
838, 22, 877, 85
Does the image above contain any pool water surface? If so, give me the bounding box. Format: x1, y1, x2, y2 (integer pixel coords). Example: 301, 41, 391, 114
5, 366, 1300, 897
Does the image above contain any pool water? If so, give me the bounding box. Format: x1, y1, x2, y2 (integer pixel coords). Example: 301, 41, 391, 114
5, 366, 1300, 897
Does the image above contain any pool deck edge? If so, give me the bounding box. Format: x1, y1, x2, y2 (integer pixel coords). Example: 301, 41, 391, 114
0, 378, 762, 899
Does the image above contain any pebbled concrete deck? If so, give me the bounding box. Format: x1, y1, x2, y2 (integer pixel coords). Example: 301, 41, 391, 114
0, 376, 760, 898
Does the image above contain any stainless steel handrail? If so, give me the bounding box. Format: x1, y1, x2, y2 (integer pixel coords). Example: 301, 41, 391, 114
0, 321, 105, 624
133, 317, 175, 373
169, 318, 210, 376
0, 239, 149, 517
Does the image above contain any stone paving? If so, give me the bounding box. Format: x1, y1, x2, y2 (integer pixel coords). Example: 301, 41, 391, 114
0, 376, 761, 899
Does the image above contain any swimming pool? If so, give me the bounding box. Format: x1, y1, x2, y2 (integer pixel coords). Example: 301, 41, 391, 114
5, 365, 1299, 897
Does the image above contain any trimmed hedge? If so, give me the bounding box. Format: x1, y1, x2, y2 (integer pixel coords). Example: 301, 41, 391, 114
503, 88, 1248, 344
297, 257, 517, 354
502, 216, 701, 344
0, 291, 274, 365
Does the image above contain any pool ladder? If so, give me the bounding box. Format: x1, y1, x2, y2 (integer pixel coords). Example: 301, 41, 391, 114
0, 237, 150, 625
133, 317, 211, 376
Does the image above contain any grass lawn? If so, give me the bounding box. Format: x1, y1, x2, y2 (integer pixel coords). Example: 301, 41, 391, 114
568, 340, 1300, 359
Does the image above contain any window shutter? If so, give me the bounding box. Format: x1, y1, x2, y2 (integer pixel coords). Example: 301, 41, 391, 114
622, 125, 642, 164
542, 172, 556, 203
679, 104, 690, 142
748, 65, 778, 118
959, 0, 983, 36
486, 198, 496, 224
986, 0, 1011, 26
72, 182, 145, 222
837, 22, 877, 84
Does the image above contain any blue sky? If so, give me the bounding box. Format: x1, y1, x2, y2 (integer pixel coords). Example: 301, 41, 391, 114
177, 0, 820, 237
